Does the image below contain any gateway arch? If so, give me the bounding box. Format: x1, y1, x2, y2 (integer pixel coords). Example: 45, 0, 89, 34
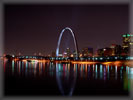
56, 27, 78, 57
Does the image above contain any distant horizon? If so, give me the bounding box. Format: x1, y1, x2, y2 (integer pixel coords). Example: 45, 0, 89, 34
4, 4, 128, 55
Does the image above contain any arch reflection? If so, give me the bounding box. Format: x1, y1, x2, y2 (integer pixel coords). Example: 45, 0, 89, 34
56, 63, 77, 96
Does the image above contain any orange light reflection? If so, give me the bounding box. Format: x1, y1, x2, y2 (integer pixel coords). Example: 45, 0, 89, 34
72, 61, 97, 64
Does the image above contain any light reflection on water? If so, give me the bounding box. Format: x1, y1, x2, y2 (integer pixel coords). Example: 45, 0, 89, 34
4, 59, 133, 96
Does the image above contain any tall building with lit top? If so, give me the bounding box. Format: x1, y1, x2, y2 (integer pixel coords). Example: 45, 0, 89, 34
66, 48, 71, 57
110, 44, 116, 56
122, 34, 133, 56
110, 44, 122, 56
62, 48, 71, 57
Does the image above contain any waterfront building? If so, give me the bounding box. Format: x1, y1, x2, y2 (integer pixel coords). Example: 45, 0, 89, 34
66, 48, 71, 57
97, 48, 104, 57
103, 48, 113, 56
97, 47, 113, 57
110, 44, 122, 56
122, 34, 133, 56
81, 47, 93, 57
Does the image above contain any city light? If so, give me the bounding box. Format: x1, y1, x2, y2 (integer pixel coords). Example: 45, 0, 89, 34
4, 5, 133, 97
102, 62, 112, 65
72, 61, 96, 64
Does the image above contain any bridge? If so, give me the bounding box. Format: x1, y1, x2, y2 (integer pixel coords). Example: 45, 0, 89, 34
3, 54, 133, 62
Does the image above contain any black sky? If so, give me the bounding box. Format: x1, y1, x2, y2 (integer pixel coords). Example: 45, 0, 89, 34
4, 4, 129, 55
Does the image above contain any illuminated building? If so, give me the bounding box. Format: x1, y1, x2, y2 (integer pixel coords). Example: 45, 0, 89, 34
63, 52, 67, 58
61, 48, 71, 58
72, 50, 77, 57
58, 54, 63, 57
66, 48, 71, 57
103, 48, 113, 56
110, 44, 122, 56
70, 54, 74, 57
122, 34, 133, 56
110, 44, 116, 56
82, 47, 93, 57
97, 48, 113, 57
97, 48, 104, 56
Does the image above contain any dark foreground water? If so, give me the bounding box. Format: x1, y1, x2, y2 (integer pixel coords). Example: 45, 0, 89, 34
3, 59, 133, 96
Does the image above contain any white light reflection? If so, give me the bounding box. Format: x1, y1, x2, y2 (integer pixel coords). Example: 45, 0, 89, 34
19, 61, 22, 75
115, 65, 117, 80
25, 61, 28, 76
100, 64, 103, 79
120, 66, 123, 79
130, 68, 133, 79
107, 65, 110, 80
12, 60, 15, 74
95, 64, 98, 79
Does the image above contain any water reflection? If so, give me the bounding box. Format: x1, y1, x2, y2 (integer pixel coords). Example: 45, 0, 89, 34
12, 60, 15, 74
115, 65, 117, 80
4, 59, 133, 96
100, 64, 103, 79
107, 65, 110, 79
56, 63, 77, 96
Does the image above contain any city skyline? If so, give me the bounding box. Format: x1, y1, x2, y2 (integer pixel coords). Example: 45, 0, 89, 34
5, 4, 128, 55
3, 4, 133, 98
4, 33, 133, 58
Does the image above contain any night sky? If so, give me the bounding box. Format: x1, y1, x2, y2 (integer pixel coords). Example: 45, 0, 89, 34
5, 4, 128, 55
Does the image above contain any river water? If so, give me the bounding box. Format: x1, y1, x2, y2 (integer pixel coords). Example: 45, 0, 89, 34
3, 59, 133, 96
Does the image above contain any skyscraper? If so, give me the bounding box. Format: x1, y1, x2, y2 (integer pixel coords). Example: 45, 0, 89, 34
110, 44, 122, 56
66, 48, 71, 57
122, 34, 133, 56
